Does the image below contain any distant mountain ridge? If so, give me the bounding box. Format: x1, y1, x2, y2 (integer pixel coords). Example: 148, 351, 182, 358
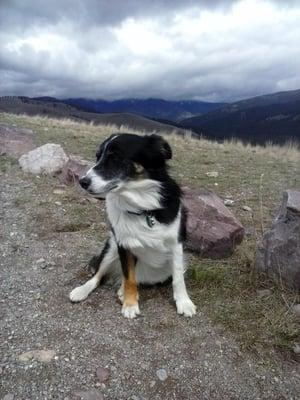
180, 89, 300, 144
34, 97, 226, 122
0, 96, 186, 135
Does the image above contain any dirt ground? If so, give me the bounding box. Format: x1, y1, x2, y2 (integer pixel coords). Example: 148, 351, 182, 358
1, 157, 300, 399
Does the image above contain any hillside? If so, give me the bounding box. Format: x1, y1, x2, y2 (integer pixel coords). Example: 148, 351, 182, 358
35, 97, 225, 122
1, 112, 299, 399
181, 89, 300, 144
0, 96, 185, 135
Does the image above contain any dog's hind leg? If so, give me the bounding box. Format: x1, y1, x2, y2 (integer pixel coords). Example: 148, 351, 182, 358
69, 238, 118, 302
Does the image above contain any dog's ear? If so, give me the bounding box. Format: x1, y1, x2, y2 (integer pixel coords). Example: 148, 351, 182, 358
148, 134, 172, 160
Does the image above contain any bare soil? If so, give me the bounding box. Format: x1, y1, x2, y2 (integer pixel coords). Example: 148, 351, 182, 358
1, 156, 300, 400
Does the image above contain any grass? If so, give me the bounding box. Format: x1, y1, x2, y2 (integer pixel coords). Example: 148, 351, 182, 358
1, 111, 299, 358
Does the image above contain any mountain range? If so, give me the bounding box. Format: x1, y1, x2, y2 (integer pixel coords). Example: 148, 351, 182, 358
1, 89, 300, 144
34, 97, 225, 122
180, 89, 300, 144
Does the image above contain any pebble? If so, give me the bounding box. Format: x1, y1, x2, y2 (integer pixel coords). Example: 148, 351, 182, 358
293, 343, 300, 354
36, 258, 45, 264
206, 171, 219, 178
242, 205, 253, 212
3, 394, 14, 400
156, 368, 168, 381
74, 389, 104, 400
224, 199, 234, 206
96, 367, 110, 383
18, 349, 56, 363
291, 304, 300, 319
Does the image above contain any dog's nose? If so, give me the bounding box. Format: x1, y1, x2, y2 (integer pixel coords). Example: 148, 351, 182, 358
79, 176, 91, 190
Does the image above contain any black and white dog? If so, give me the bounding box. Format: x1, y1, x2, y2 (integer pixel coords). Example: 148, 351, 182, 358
69, 133, 196, 319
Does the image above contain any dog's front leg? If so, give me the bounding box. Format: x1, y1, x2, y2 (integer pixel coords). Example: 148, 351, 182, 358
118, 247, 140, 319
171, 244, 196, 317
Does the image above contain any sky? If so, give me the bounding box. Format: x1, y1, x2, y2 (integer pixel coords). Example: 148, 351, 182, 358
1, 0, 300, 102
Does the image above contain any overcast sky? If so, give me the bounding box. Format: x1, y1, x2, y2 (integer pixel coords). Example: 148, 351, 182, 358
1, 0, 300, 102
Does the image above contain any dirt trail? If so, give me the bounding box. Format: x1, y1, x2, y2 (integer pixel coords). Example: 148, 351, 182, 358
1, 165, 300, 400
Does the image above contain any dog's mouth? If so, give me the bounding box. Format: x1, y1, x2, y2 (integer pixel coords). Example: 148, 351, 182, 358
87, 183, 119, 197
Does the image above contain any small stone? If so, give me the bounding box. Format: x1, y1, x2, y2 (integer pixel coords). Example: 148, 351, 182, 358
74, 389, 104, 400
36, 258, 45, 264
150, 380, 156, 388
18, 350, 56, 363
224, 199, 234, 206
242, 205, 253, 212
3, 394, 14, 400
53, 189, 66, 195
96, 367, 110, 383
156, 368, 168, 381
291, 304, 300, 319
206, 171, 219, 178
55, 201, 62, 206
293, 343, 300, 354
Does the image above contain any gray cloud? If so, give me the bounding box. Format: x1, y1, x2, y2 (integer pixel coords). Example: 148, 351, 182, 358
1, 0, 300, 101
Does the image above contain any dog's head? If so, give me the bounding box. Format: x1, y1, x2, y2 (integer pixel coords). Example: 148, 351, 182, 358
79, 133, 172, 197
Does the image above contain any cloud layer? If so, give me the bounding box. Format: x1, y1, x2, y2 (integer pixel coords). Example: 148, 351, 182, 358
1, 0, 300, 101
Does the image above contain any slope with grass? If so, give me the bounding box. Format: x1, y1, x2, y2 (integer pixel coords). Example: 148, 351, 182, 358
181, 88, 300, 144
1, 112, 300, 399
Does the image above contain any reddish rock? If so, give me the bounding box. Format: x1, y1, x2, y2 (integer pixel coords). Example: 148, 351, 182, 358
256, 190, 300, 291
96, 366, 110, 383
182, 187, 244, 258
58, 155, 92, 185
0, 123, 36, 157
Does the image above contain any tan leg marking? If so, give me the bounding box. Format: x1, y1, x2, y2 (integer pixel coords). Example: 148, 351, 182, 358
123, 252, 138, 307
121, 251, 140, 318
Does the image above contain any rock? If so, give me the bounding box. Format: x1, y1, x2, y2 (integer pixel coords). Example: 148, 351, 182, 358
206, 171, 219, 178
96, 367, 110, 383
224, 199, 234, 206
18, 349, 56, 363
3, 394, 14, 400
19, 143, 68, 175
74, 389, 104, 400
292, 304, 300, 319
255, 190, 300, 291
0, 123, 37, 157
182, 187, 244, 258
242, 205, 253, 212
156, 368, 168, 381
58, 155, 92, 185
293, 343, 300, 354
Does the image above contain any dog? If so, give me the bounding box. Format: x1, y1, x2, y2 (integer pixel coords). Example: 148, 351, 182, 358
69, 133, 196, 319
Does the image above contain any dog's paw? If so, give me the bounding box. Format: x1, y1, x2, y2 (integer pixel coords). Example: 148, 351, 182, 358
69, 285, 89, 302
122, 303, 140, 319
176, 297, 196, 317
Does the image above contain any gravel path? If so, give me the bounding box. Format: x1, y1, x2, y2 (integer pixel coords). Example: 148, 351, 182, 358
1, 167, 300, 400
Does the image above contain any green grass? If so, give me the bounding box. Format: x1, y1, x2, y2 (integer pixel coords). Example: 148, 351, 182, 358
1, 111, 299, 357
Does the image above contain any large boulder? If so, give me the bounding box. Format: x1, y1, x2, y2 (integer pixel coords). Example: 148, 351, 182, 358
0, 123, 37, 157
182, 187, 244, 258
19, 143, 68, 174
255, 190, 300, 291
